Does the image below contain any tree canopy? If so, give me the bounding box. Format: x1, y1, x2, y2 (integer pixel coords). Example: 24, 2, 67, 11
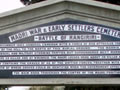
95, 0, 120, 5
20, 0, 120, 5
20, 0, 45, 5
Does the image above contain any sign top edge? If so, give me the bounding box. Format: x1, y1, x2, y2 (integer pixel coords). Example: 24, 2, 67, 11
0, 0, 120, 18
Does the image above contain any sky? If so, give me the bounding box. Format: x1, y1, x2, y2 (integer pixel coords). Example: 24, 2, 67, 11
0, 0, 24, 13
0, 1, 29, 90
9, 86, 30, 90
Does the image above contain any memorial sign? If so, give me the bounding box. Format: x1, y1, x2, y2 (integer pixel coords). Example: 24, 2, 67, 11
0, 20, 120, 78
